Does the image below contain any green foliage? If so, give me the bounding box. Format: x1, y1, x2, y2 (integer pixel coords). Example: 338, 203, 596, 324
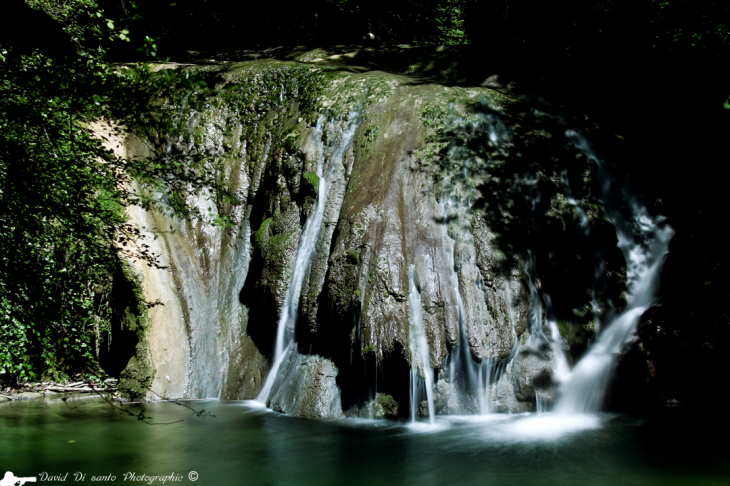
111, 0, 467, 50
101, 0, 728, 54
0, 1, 220, 383
0, 46, 128, 380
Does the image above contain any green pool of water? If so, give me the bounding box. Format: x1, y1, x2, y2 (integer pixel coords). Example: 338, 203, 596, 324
2, 397, 729, 485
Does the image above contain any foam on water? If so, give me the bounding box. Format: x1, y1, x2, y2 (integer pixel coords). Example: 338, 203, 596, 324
498, 413, 603, 441
404, 421, 451, 434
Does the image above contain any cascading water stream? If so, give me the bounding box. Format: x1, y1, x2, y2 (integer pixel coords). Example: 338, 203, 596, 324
436, 106, 525, 415
432, 103, 667, 417
158, 101, 258, 399
437, 116, 495, 415
257, 112, 362, 405
439, 212, 496, 414
408, 265, 436, 424
545, 295, 571, 385
255, 117, 327, 403
554, 130, 673, 414
253, 96, 668, 417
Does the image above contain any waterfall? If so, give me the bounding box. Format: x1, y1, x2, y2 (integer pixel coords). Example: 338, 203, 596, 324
152, 104, 258, 399
560, 168, 607, 334
130, 61, 683, 419
545, 295, 571, 384
257, 111, 362, 405
428, 103, 665, 417
439, 215, 495, 414
437, 114, 495, 414
408, 265, 436, 424
433, 105, 525, 415
554, 130, 673, 414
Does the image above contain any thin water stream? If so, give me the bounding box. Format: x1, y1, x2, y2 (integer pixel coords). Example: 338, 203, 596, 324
257, 110, 363, 406
407, 265, 435, 424
255, 116, 329, 404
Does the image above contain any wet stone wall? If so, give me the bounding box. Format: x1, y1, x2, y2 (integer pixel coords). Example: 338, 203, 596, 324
123, 54, 632, 419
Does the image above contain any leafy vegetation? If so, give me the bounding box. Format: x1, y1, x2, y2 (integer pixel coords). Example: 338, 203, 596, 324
1, 2, 129, 382
0, 1, 220, 384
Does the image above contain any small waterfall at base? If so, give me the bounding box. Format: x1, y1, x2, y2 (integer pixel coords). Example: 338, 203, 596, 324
439, 229, 498, 414
408, 265, 435, 424
256, 112, 362, 405
554, 130, 673, 414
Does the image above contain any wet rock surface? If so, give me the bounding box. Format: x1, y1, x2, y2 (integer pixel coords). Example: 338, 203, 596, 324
267, 351, 345, 418
122, 57, 635, 417
488, 332, 562, 413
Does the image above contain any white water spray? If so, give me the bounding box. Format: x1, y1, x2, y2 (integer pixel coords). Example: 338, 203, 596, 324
555, 130, 673, 414
408, 265, 435, 424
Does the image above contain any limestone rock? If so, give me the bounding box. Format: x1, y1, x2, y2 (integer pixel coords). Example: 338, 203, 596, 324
433, 380, 467, 415
488, 332, 562, 413
267, 351, 345, 418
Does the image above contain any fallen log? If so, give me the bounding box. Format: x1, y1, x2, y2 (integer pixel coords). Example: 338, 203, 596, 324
44, 386, 117, 393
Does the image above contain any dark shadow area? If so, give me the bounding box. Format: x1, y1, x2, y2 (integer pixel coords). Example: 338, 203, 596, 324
238, 160, 285, 363
239, 252, 279, 363
100, 0, 463, 59
434, 100, 629, 331
301, 263, 412, 417
98, 265, 144, 377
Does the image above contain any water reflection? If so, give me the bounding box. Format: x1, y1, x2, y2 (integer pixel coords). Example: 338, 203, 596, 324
2, 398, 729, 486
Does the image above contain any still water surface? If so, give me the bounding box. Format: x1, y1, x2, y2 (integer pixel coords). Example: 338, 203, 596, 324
2, 398, 729, 485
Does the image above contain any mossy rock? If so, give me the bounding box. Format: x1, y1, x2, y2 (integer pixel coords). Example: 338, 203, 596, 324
557, 319, 595, 361
118, 261, 151, 336
302, 171, 320, 195
346, 250, 360, 264
255, 218, 273, 248
377, 393, 399, 418
118, 341, 156, 400
256, 212, 299, 266
327, 250, 361, 313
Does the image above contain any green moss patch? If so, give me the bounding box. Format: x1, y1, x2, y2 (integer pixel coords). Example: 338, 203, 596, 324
302, 171, 320, 194
377, 393, 399, 418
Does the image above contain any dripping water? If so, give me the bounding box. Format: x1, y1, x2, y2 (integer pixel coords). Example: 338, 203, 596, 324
436, 105, 517, 414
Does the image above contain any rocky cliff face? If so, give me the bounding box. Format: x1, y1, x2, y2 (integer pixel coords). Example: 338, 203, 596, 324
121, 50, 631, 418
